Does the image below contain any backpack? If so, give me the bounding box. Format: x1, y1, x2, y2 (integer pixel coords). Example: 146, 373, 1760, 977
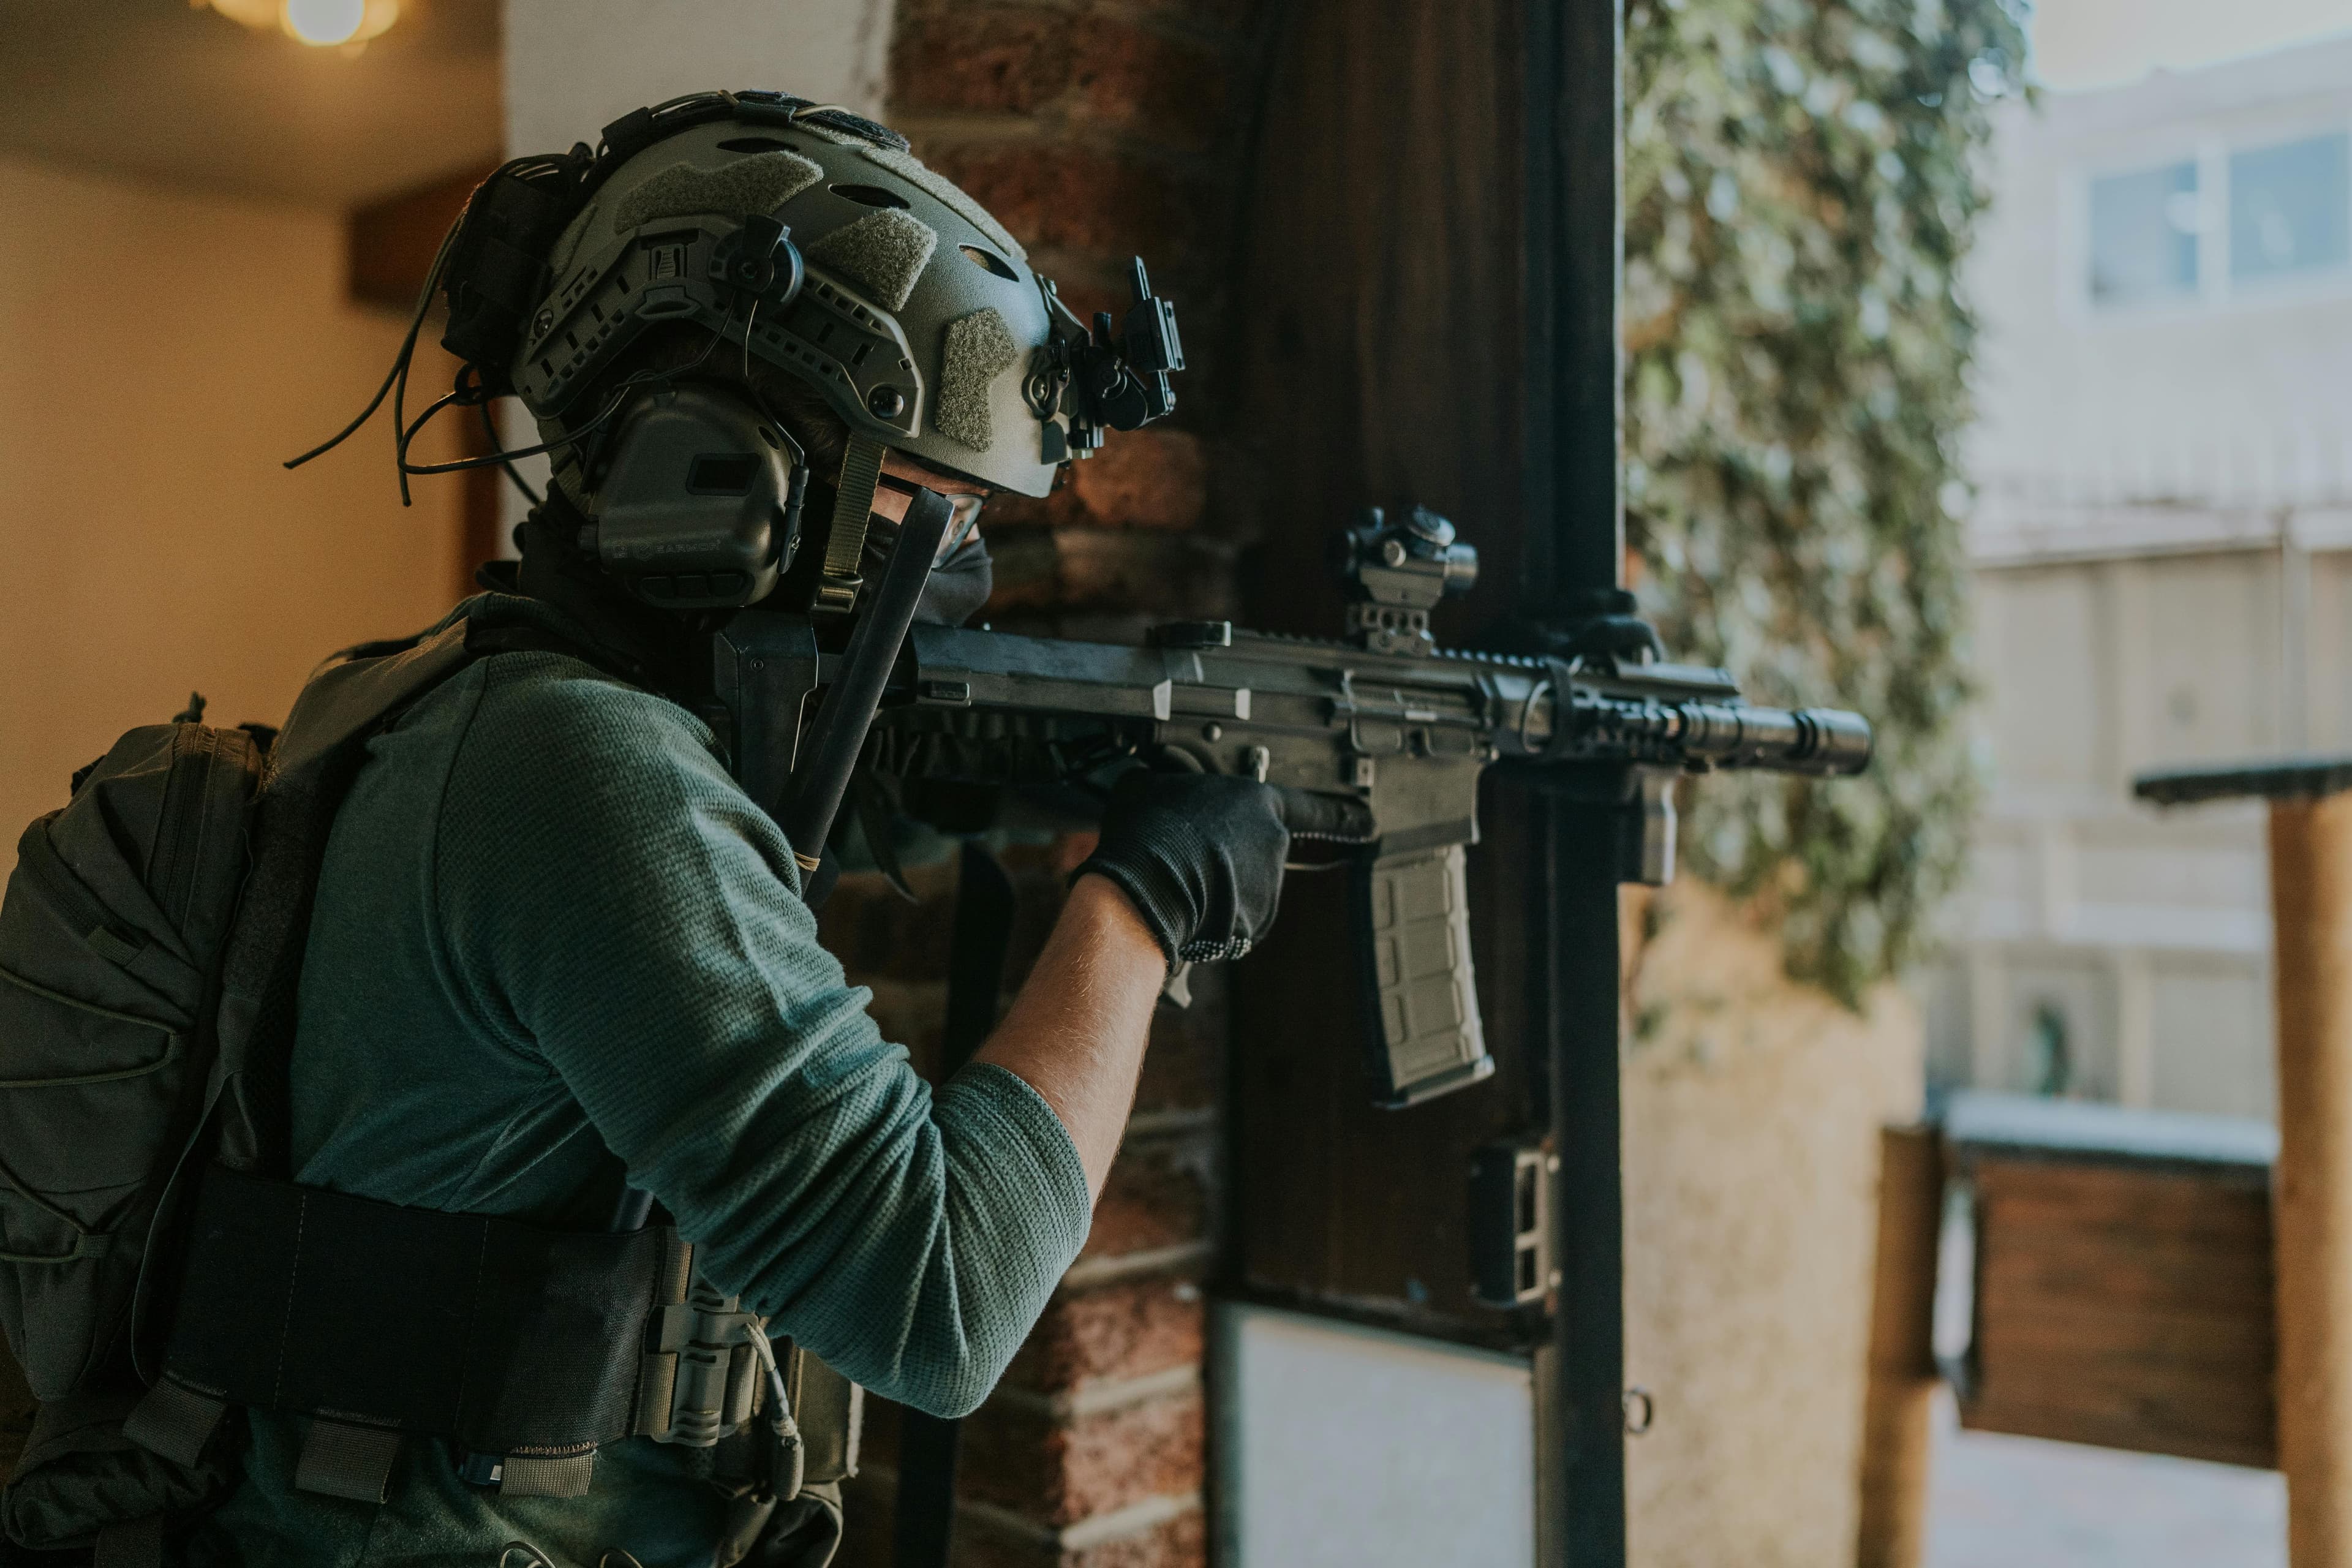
0, 611, 862, 1565
0, 620, 481, 1556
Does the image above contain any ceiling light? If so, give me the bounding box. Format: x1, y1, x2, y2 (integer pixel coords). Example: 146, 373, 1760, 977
284, 0, 364, 45
194, 0, 402, 51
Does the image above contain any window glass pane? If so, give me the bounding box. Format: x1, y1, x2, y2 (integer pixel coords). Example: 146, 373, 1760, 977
2231, 131, 2351, 284
2088, 160, 2200, 306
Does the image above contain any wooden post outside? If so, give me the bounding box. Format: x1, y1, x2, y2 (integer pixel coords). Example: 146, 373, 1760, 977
1854, 1125, 1945, 1568
2269, 793, 2352, 1567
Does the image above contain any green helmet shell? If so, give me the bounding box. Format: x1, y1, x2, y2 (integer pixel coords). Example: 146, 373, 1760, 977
513, 115, 1070, 499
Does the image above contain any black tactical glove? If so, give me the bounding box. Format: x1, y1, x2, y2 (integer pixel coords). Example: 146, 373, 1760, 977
1076, 772, 1293, 965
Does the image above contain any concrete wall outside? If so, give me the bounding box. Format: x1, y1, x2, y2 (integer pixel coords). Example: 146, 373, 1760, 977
0, 153, 464, 884
1623, 881, 1926, 1568
1965, 34, 2352, 508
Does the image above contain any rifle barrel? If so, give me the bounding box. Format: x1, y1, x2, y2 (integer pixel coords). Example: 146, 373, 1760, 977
1574, 693, 1872, 776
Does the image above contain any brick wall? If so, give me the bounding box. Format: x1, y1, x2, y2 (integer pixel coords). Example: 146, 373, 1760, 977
893, 0, 1267, 644
824, 851, 1229, 1568
832, 3, 1274, 1563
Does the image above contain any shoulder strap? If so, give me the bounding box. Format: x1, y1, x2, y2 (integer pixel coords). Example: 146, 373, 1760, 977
461, 615, 648, 687
205, 620, 485, 1181
265, 620, 477, 779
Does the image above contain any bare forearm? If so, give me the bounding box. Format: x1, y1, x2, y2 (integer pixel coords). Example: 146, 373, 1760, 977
973, 873, 1166, 1197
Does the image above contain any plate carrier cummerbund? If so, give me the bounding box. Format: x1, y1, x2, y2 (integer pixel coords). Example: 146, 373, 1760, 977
127, 1163, 859, 1504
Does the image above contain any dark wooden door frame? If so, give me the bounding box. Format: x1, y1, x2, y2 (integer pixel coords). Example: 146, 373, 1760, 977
1527, 2, 1629, 1564
1219, 0, 1630, 1560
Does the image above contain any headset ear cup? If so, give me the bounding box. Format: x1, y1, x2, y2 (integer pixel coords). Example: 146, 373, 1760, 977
579, 386, 799, 610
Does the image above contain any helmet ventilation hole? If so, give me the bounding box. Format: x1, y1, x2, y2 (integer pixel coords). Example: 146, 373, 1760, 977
831, 183, 911, 209
959, 244, 1018, 280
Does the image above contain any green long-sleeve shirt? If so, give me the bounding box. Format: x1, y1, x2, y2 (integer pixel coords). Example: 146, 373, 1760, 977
194, 598, 1092, 1567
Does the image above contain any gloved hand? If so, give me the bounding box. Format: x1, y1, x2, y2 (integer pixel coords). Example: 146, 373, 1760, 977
1074, 772, 1293, 965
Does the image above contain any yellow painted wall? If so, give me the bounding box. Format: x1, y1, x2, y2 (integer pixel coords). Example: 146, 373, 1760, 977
0, 154, 463, 876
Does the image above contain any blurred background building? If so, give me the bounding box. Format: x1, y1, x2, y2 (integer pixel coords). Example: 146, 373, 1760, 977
1924, 26, 2352, 1125
1917, 12, 2352, 1567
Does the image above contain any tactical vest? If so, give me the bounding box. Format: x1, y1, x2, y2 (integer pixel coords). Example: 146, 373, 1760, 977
0, 611, 858, 1564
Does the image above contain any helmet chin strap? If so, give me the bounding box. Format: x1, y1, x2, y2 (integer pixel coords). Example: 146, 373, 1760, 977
813, 435, 889, 614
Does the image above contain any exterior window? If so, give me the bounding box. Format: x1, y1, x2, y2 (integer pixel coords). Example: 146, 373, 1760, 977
2088, 159, 2201, 306
2230, 130, 2351, 285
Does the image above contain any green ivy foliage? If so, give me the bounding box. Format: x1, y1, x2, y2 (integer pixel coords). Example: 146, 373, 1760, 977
1624, 0, 2027, 1003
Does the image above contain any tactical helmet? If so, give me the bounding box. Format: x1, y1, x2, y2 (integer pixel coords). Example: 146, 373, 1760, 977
297, 91, 1181, 615
519, 110, 1069, 502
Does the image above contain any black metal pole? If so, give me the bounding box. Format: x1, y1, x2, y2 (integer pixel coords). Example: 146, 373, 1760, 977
1529, 0, 1628, 1564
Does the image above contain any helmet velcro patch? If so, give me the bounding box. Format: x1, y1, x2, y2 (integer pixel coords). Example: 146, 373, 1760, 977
611, 150, 824, 234
805, 208, 939, 312
862, 146, 1027, 263
937, 307, 1020, 453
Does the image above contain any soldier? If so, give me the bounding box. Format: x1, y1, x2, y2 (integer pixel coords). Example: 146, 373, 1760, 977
168, 94, 1292, 1566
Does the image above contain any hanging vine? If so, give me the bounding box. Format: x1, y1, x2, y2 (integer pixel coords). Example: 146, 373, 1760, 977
1625, 0, 2029, 1002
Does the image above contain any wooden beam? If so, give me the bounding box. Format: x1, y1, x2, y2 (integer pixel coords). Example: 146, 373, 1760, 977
1855, 1126, 1946, 1568
2270, 794, 2352, 1563
347, 162, 494, 314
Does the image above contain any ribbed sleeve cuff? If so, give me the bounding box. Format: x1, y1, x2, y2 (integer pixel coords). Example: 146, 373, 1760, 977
937, 1063, 1095, 1289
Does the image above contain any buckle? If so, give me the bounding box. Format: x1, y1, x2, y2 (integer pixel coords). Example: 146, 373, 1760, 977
644, 1283, 766, 1447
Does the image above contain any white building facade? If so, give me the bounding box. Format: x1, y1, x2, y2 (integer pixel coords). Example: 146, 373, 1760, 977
1925, 33, 2352, 1120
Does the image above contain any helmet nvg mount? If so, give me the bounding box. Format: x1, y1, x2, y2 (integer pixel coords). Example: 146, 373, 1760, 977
421, 89, 1187, 614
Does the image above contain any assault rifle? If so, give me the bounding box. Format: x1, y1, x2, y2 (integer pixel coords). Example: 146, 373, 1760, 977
712, 504, 1871, 1109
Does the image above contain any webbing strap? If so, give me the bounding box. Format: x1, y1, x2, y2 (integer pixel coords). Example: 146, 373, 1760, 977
501, 1452, 597, 1498
162, 1164, 671, 1457
294, 1418, 402, 1504
90, 1514, 164, 1568
815, 435, 889, 613
153, 1163, 865, 1496
120, 1376, 230, 1468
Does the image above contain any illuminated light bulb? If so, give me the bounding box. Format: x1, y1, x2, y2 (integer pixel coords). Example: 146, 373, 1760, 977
198, 0, 399, 49
282, 0, 366, 44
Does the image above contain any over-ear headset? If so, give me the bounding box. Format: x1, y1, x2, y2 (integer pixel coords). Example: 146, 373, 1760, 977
575, 382, 807, 610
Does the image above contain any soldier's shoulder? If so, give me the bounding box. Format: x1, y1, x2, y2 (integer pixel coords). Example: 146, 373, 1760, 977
463, 650, 720, 775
